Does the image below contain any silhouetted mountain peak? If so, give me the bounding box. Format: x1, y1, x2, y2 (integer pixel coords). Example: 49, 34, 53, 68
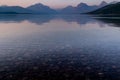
77, 3, 88, 8
34, 3, 44, 6
99, 1, 108, 7
27, 3, 56, 13
63, 6, 74, 10
27, 3, 49, 9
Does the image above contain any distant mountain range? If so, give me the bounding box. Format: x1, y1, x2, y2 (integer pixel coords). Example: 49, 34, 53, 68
27, 3, 56, 14
0, 3, 57, 14
0, 6, 32, 14
88, 2, 120, 15
0, 1, 119, 14
58, 1, 108, 14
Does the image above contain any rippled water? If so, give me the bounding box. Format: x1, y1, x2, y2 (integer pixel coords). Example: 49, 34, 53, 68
0, 14, 120, 80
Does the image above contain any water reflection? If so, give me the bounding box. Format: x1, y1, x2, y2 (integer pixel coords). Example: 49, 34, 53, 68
0, 14, 97, 25
0, 14, 55, 25
1, 14, 120, 28
94, 17, 120, 27
0, 14, 120, 80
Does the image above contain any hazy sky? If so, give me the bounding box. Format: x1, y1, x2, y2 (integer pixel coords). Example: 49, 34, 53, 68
0, 0, 118, 9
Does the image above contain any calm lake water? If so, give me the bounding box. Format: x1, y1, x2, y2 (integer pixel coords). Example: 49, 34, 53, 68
0, 14, 120, 80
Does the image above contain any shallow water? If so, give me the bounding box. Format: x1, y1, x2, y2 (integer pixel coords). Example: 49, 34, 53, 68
0, 14, 120, 80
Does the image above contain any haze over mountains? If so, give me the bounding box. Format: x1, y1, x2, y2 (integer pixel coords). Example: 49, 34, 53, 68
0, 1, 119, 14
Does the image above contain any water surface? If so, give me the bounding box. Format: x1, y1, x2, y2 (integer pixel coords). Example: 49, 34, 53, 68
0, 14, 120, 80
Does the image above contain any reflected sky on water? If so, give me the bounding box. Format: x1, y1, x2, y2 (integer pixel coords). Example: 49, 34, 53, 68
0, 14, 120, 80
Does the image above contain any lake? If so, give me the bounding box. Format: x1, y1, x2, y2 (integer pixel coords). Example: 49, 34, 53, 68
0, 14, 120, 80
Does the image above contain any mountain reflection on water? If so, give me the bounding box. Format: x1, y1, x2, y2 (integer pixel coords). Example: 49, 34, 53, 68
0, 14, 120, 27
0, 14, 120, 80
94, 17, 120, 27
0, 14, 97, 25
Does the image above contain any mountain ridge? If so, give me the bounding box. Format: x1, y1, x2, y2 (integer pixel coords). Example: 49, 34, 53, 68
27, 3, 57, 14
0, 6, 33, 14
0, 1, 111, 14
59, 1, 108, 14
88, 2, 120, 15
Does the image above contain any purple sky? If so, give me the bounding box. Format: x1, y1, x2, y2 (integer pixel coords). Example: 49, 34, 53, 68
0, 0, 118, 9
